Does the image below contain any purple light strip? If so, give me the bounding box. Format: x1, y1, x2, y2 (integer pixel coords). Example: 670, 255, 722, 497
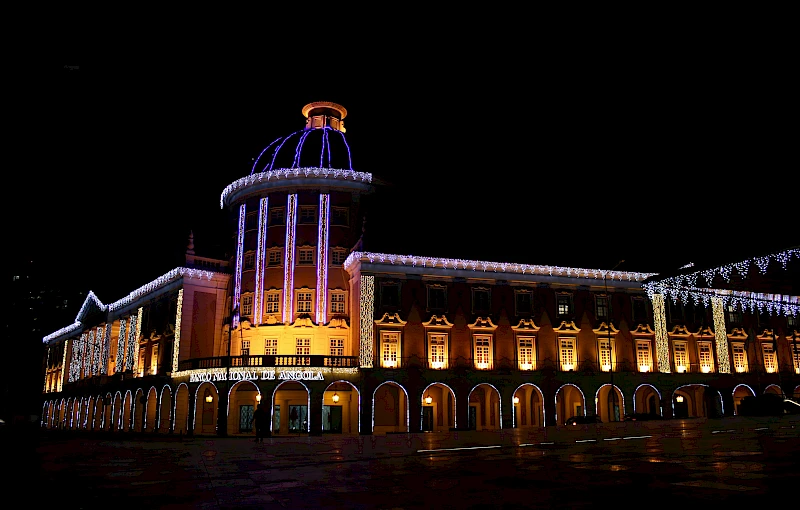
293, 130, 312, 168
337, 130, 353, 170
316, 194, 330, 324
283, 194, 298, 323
319, 128, 326, 168
254, 197, 269, 325
251, 137, 282, 175
325, 128, 332, 168
268, 131, 303, 171
233, 204, 246, 329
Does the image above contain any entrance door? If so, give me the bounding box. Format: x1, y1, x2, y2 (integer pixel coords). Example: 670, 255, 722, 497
323, 405, 343, 433
468, 405, 477, 430
239, 405, 254, 433
289, 405, 307, 433
422, 406, 434, 432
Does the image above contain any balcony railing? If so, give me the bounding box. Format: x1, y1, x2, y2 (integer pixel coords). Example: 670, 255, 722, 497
178, 355, 359, 371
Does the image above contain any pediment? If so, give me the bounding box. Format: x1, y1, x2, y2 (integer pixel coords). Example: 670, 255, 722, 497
468, 317, 497, 331
374, 313, 407, 326
630, 324, 655, 336
668, 325, 692, 337
75, 291, 107, 325
727, 327, 748, 340
695, 326, 715, 339
756, 329, 775, 341
511, 319, 540, 332
422, 315, 453, 328
593, 321, 620, 335
291, 315, 316, 328
553, 321, 580, 333
327, 317, 349, 329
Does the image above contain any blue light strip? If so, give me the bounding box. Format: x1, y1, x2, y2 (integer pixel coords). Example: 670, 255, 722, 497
283, 194, 298, 323
254, 197, 269, 325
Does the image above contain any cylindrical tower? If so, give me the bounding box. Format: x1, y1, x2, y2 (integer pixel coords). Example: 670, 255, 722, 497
220, 101, 374, 361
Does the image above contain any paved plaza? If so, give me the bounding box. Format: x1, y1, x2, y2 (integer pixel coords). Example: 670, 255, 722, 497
14, 416, 800, 509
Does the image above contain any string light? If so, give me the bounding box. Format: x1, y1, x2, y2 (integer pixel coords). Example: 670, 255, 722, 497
233, 204, 246, 330
283, 194, 298, 323
102, 323, 112, 375
360, 275, 375, 368
652, 294, 670, 373
171, 289, 183, 374
711, 297, 731, 374
115, 318, 127, 373
254, 197, 268, 325
316, 194, 330, 325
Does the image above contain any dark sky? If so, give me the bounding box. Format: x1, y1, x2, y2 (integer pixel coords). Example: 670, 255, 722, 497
11, 62, 796, 304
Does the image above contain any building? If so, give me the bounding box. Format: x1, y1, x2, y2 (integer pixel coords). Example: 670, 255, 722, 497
39, 102, 800, 436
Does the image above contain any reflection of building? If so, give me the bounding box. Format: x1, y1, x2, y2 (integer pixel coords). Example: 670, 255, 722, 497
39, 102, 800, 436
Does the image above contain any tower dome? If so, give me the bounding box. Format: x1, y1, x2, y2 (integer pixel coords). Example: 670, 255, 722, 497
250, 101, 354, 175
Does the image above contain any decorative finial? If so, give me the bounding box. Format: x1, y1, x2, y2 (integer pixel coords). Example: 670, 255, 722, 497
186, 230, 195, 255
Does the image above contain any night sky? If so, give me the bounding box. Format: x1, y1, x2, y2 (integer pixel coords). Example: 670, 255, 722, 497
14, 63, 796, 305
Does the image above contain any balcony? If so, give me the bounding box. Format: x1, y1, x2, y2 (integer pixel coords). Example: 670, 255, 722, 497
178, 355, 359, 371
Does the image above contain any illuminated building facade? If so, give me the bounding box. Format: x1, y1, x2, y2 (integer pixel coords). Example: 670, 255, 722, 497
40, 102, 800, 436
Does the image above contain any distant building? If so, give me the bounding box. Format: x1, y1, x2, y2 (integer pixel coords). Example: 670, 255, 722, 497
39, 102, 800, 436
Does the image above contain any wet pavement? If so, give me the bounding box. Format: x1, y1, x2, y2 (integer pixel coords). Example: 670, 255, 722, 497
19, 416, 800, 509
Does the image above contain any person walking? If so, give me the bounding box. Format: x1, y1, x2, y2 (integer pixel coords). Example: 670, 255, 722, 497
253, 403, 268, 443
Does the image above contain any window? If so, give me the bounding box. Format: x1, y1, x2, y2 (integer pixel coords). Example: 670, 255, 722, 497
296, 338, 310, 356
474, 335, 492, 369
299, 206, 316, 224
518, 337, 534, 370
241, 340, 250, 357
242, 295, 253, 316
330, 248, 347, 266
330, 337, 344, 357
296, 291, 313, 313
788, 314, 797, 329
698, 342, 713, 372
381, 283, 400, 309
151, 344, 159, 375
636, 340, 652, 372
381, 331, 400, 368
138, 350, 146, 377
297, 248, 314, 266
732, 343, 747, 373
331, 207, 349, 226
726, 304, 742, 325
556, 294, 572, 317
265, 292, 280, 314
762, 343, 776, 373
429, 333, 447, 369
427, 285, 447, 311
268, 248, 282, 267
244, 252, 255, 270
264, 338, 278, 356
330, 292, 346, 314
472, 288, 490, 314
245, 212, 258, 231
599, 338, 612, 371
515, 291, 531, 316
632, 297, 648, 323
673, 341, 688, 372
560, 337, 575, 371
595, 295, 609, 320
270, 207, 285, 225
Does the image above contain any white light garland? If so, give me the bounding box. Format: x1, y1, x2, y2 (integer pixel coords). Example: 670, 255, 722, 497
360, 275, 374, 368
172, 289, 184, 374
220, 167, 373, 208
115, 318, 127, 373
652, 294, 670, 373
233, 204, 246, 330
254, 197, 268, 325
102, 323, 112, 375
344, 251, 657, 282
283, 194, 298, 323
125, 312, 139, 373
316, 193, 330, 325
711, 297, 730, 374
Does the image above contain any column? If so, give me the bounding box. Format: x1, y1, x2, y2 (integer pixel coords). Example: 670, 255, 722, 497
309, 389, 323, 436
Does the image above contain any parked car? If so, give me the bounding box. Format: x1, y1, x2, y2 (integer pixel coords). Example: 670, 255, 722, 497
624, 413, 664, 422
564, 415, 601, 426
738, 394, 787, 416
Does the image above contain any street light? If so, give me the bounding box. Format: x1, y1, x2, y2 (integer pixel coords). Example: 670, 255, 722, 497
425, 395, 432, 405
332, 392, 340, 403
255, 394, 261, 403
205, 394, 213, 403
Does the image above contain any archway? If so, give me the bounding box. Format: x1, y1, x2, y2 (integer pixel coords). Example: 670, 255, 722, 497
194, 383, 219, 435
82, 397, 91, 429
420, 382, 456, 432
468, 383, 501, 431
555, 384, 586, 426
512, 383, 545, 428
226, 381, 260, 436
103, 392, 113, 430
764, 384, 784, 397
145, 386, 158, 432
633, 384, 662, 417
133, 389, 145, 432
112, 392, 123, 431
372, 381, 409, 435
324, 381, 360, 434
596, 384, 625, 422
41, 402, 50, 428
159, 385, 172, 433
732, 384, 755, 415
122, 391, 133, 432
273, 381, 311, 435
673, 384, 721, 418
795, 385, 800, 400
173, 384, 189, 434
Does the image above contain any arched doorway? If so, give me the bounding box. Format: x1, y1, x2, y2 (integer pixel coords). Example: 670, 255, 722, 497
512, 383, 545, 428
794, 385, 800, 400
195, 383, 219, 435
596, 384, 625, 422
122, 391, 133, 432
673, 384, 721, 418
159, 385, 172, 433
226, 381, 260, 436
764, 384, 784, 397
112, 392, 123, 431
420, 383, 456, 432
144, 387, 158, 432
372, 381, 409, 435
173, 384, 189, 434
133, 389, 145, 432
633, 384, 662, 417
103, 393, 113, 430
324, 381, 360, 434
555, 384, 586, 426
273, 381, 310, 435
468, 383, 501, 431
732, 384, 755, 415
